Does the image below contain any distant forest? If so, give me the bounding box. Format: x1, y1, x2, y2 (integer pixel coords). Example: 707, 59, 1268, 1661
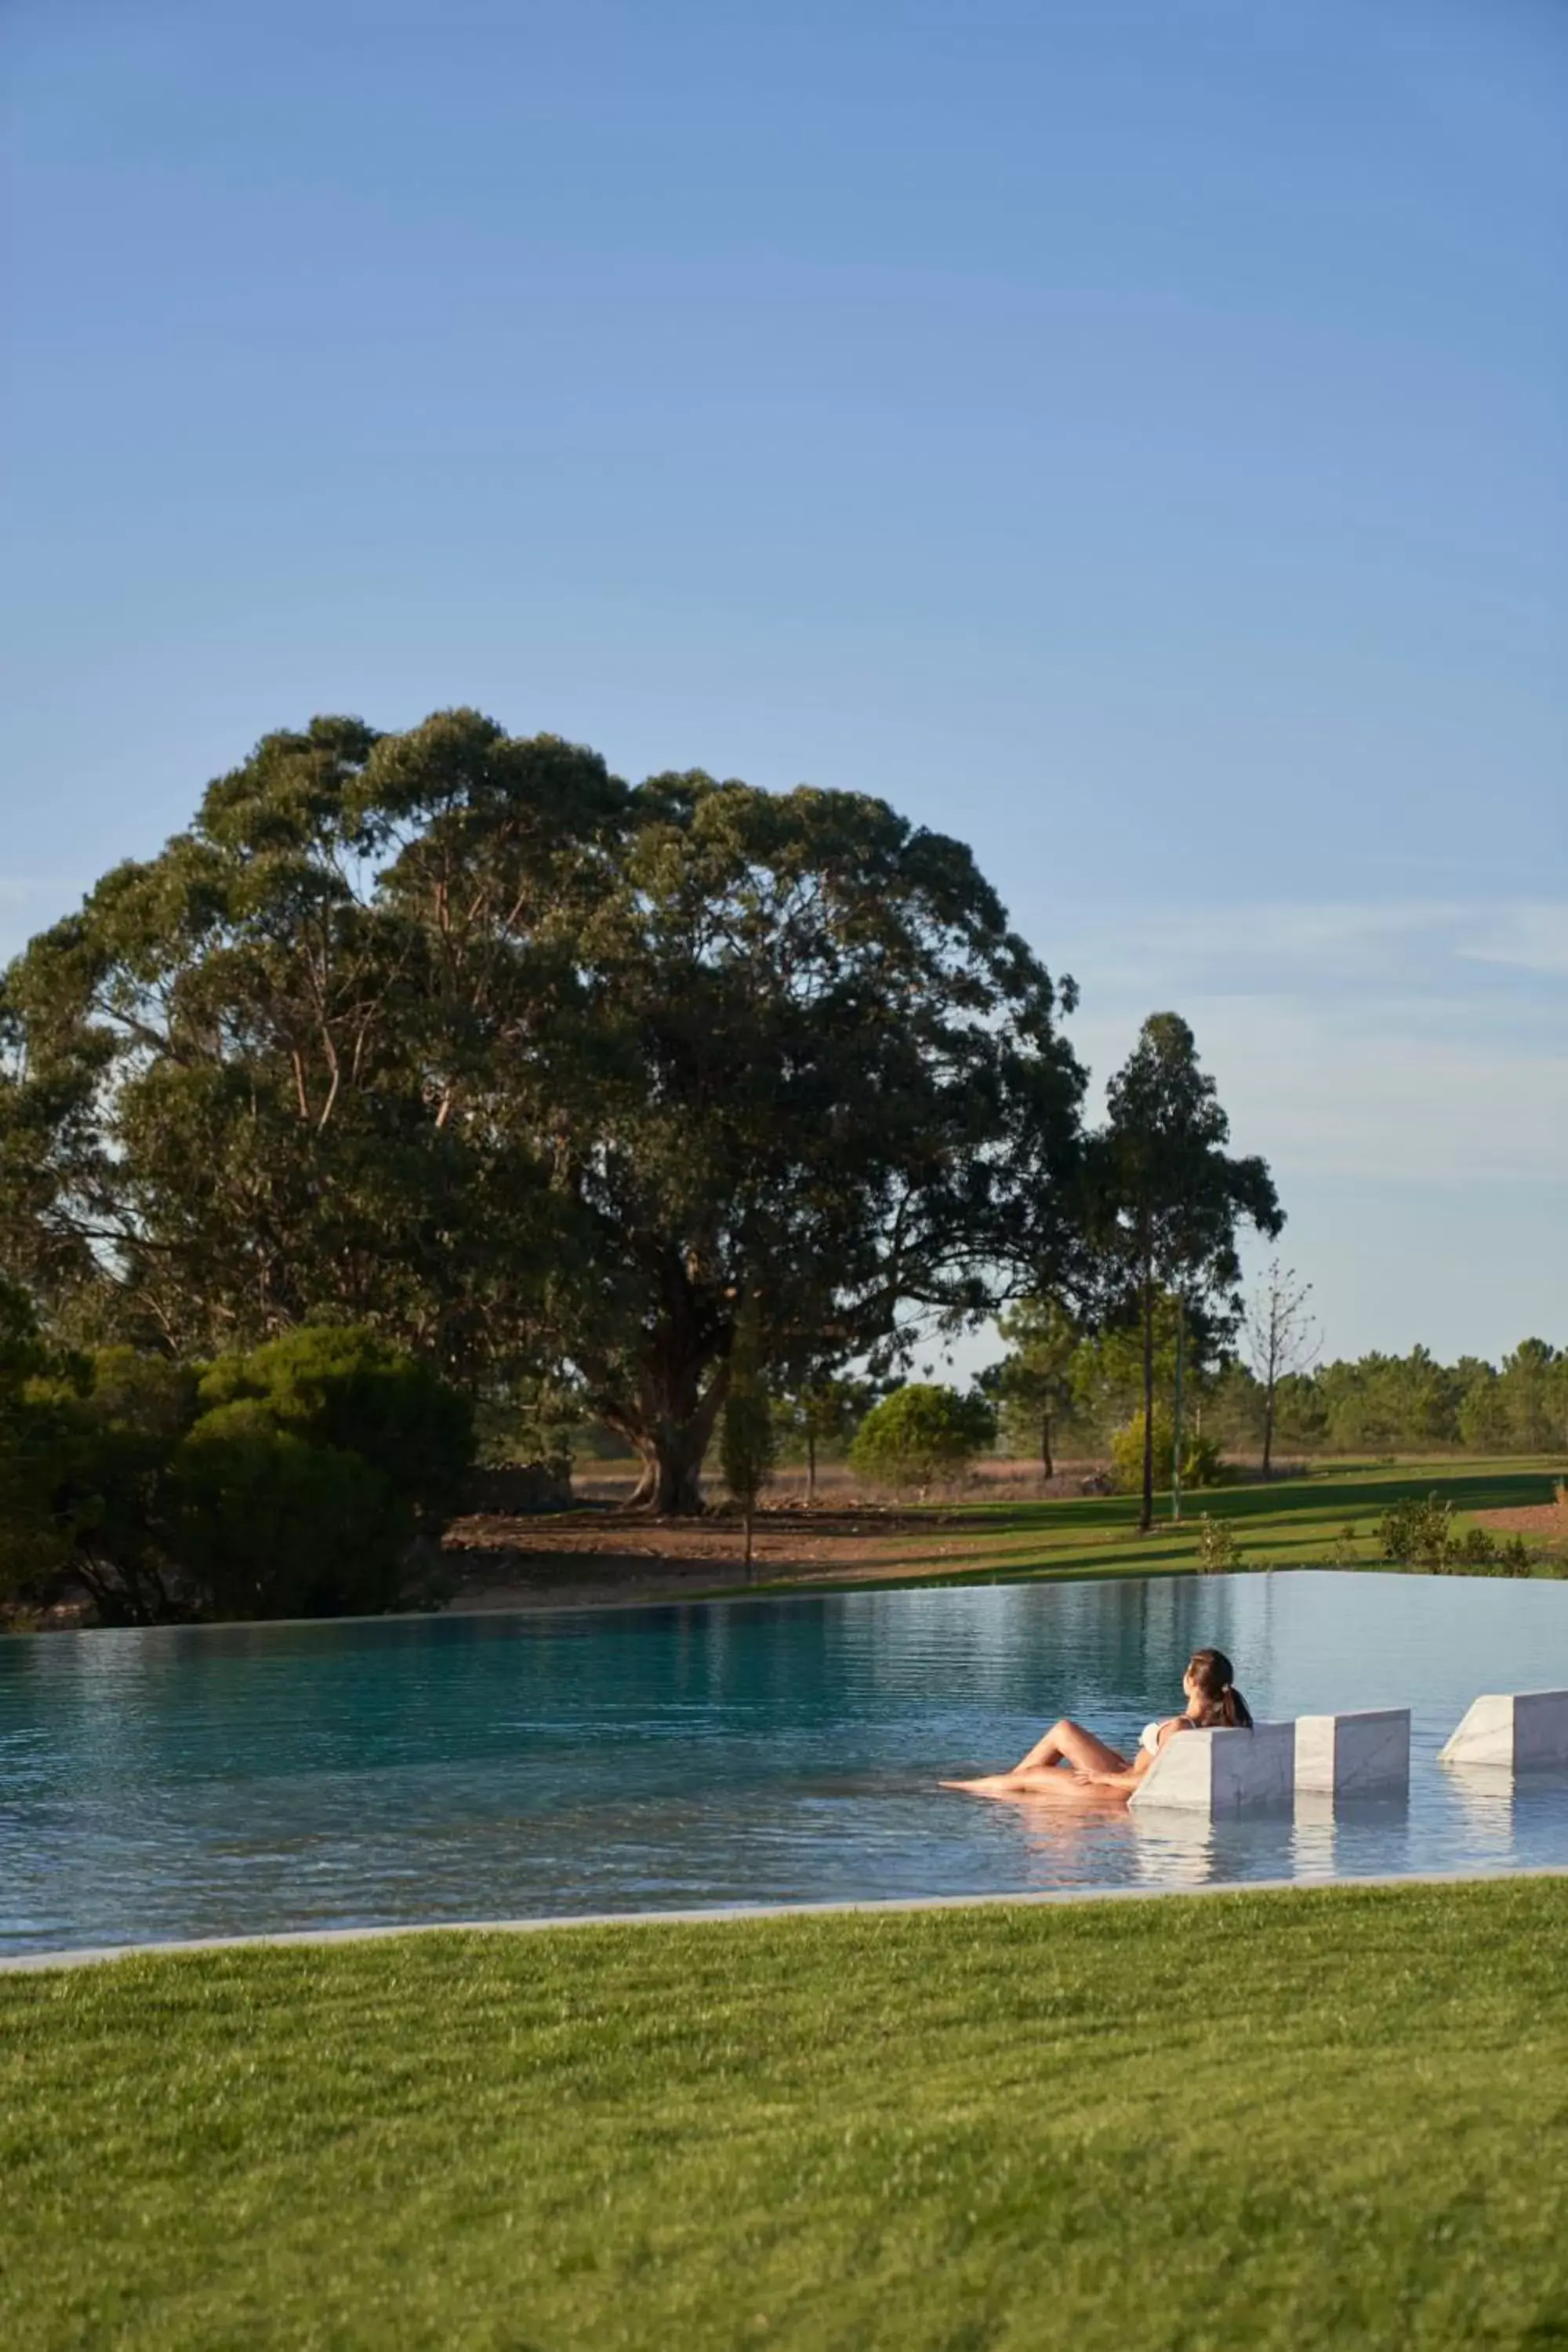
985, 1323, 1566, 1466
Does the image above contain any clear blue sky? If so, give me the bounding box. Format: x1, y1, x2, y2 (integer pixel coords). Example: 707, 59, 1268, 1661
3, 0, 1564, 1363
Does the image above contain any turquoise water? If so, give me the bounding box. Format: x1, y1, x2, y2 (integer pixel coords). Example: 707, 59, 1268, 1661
4, 1571, 1568, 1955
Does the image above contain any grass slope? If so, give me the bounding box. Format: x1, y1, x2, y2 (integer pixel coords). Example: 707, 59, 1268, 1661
750, 1456, 1566, 1594
5, 1880, 1568, 2350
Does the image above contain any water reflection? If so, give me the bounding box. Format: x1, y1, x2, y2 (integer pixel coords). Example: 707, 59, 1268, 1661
1130, 1806, 1218, 1889
1291, 1791, 1341, 1879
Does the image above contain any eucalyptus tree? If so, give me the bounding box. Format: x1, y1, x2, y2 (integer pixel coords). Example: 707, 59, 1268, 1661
1088, 1014, 1282, 1530
553, 773, 1086, 1510
0, 712, 620, 1367
1, 713, 1089, 1515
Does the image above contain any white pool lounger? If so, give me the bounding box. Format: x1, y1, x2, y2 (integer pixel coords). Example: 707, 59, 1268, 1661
1439, 1690, 1568, 1773
1127, 1721, 1295, 1815
1294, 1708, 1410, 1798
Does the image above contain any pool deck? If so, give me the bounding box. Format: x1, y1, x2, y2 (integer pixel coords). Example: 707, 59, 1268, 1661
5, 1862, 1567, 1973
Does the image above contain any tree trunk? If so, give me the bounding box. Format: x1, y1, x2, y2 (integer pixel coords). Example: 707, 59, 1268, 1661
1261, 1387, 1275, 1479
615, 1359, 731, 1515
1040, 1410, 1054, 1482
1139, 1276, 1155, 1532
744, 1503, 754, 1578
624, 1428, 710, 1515
593, 1250, 734, 1515
1171, 1297, 1185, 1526
806, 1429, 817, 1504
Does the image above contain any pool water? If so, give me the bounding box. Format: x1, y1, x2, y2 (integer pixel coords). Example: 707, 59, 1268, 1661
4, 1571, 1568, 1956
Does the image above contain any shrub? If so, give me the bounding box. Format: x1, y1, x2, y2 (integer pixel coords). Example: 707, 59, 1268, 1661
194, 1327, 473, 1523
1196, 1513, 1243, 1572
174, 1406, 409, 1618
848, 1384, 996, 1493
1109, 1413, 1225, 1496
9, 1325, 474, 1624
1181, 1432, 1227, 1490
1377, 1494, 1537, 1577
1377, 1493, 1455, 1569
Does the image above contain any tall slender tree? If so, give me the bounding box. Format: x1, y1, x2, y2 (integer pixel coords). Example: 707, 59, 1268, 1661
1089, 1014, 1283, 1531
719, 1297, 775, 1576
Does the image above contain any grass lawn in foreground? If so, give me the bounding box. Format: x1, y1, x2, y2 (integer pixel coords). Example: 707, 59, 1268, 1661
5, 1878, 1568, 2349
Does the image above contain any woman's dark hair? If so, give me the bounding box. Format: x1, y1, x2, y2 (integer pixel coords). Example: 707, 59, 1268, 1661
1188, 1647, 1253, 1729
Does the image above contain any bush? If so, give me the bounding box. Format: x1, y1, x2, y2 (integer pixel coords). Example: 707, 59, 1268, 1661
1109, 1413, 1225, 1496
1377, 1493, 1454, 1569
9, 1325, 473, 1624
848, 1384, 996, 1492
1377, 1494, 1536, 1577
173, 1406, 410, 1618
194, 1327, 473, 1523
1196, 1513, 1243, 1572
1181, 1432, 1227, 1490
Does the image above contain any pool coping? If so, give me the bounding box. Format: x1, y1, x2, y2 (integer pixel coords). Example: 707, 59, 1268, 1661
5, 1861, 1567, 1973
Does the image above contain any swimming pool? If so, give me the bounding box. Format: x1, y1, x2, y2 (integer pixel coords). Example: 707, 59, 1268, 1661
4, 1570, 1568, 1956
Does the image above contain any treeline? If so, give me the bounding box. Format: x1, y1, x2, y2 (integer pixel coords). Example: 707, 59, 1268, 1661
0, 707, 1287, 1595
985, 1303, 1567, 1468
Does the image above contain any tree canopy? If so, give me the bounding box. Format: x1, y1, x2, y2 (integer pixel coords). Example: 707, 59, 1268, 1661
0, 712, 1087, 1511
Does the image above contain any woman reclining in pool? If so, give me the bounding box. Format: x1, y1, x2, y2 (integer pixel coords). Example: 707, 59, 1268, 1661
947, 1647, 1253, 1799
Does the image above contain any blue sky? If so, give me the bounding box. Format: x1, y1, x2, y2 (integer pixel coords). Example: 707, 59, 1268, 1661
3, 0, 1564, 1363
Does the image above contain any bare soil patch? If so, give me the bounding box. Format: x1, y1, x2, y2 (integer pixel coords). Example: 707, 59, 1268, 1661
441, 1500, 1019, 1611
1473, 1500, 1568, 1551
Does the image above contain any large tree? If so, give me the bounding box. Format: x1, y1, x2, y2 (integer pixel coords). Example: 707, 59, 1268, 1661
1087, 1013, 1282, 1531
546, 773, 1085, 1508
0, 713, 620, 1367
1, 713, 1087, 1513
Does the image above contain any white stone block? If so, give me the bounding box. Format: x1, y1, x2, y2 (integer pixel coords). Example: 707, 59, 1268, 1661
1128, 1722, 1295, 1815
1440, 1690, 1568, 1772
1294, 1709, 1410, 1798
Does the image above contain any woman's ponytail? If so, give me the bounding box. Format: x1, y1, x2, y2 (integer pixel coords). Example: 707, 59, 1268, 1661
1220, 1682, 1254, 1730
1189, 1647, 1253, 1730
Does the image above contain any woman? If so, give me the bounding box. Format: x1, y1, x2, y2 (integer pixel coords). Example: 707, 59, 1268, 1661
946, 1646, 1253, 1802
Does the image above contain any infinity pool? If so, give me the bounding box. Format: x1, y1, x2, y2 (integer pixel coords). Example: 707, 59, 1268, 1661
4, 1571, 1568, 1955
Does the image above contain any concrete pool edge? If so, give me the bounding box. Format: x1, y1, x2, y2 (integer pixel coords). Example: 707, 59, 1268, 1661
6, 1861, 1568, 1974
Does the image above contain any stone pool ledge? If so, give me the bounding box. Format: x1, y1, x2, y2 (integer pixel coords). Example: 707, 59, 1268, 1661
6, 1861, 1568, 1975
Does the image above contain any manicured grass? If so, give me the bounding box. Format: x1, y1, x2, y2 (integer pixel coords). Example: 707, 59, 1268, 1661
5, 1880, 1568, 2348
754, 1455, 1566, 1594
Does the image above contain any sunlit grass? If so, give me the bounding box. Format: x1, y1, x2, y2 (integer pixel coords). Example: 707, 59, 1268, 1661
750, 1456, 1566, 1594
5, 1880, 1568, 2349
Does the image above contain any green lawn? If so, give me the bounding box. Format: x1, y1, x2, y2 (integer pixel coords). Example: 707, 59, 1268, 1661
749, 1454, 1566, 1594
6, 1880, 1568, 2349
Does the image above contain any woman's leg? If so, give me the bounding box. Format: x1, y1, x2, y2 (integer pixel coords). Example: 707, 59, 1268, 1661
1009, 1717, 1129, 1777
942, 1717, 1131, 1795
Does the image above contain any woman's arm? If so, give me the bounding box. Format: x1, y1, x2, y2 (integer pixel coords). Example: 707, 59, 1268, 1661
1082, 1717, 1192, 1790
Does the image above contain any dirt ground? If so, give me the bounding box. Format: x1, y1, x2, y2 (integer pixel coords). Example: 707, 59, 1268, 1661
1473, 1498, 1568, 1549
443, 1501, 1013, 1610
441, 1461, 1112, 1610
